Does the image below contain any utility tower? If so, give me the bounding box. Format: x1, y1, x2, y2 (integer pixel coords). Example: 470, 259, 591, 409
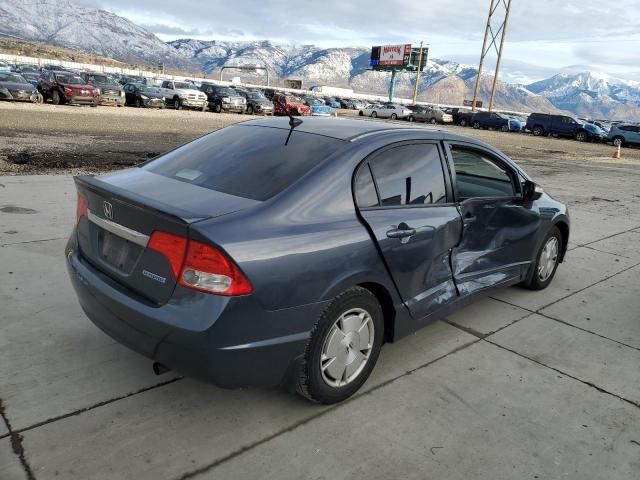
471, 0, 513, 112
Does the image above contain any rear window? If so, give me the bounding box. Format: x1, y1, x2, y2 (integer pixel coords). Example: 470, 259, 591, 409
143, 125, 343, 201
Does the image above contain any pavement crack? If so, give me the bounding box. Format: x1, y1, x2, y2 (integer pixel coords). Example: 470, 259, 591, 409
14, 376, 183, 436
0, 397, 37, 480
484, 339, 640, 411
0, 237, 66, 247
173, 337, 482, 480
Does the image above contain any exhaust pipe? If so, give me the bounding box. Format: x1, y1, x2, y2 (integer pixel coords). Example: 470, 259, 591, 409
153, 362, 171, 375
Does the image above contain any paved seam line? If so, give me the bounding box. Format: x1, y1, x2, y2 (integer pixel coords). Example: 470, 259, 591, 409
489, 259, 640, 314
574, 224, 640, 249
583, 244, 639, 261
173, 337, 483, 480
442, 311, 537, 340
0, 237, 66, 248
484, 338, 640, 410
0, 398, 37, 480
13, 376, 184, 436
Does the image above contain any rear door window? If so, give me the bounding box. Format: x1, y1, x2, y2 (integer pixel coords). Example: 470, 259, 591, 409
144, 125, 343, 201
366, 144, 447, 207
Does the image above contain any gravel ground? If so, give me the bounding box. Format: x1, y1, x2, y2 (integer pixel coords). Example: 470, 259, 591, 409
2, 101, 639, 176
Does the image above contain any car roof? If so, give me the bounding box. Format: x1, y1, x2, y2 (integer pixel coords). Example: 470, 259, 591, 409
240, 116, 463, 142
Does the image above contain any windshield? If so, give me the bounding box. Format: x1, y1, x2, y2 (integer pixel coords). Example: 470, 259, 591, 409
219, 88, 236, 96
0, 73, 28, 83
144, 124, 343, 201
173, 82, 193, 89
84, 74, 118, 85
248, 92, 266, 100
55, 74, 84, 85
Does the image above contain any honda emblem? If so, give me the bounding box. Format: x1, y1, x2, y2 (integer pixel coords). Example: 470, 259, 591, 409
103, 201, 114, 220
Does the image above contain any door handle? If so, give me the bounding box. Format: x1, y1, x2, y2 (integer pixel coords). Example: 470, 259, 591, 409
386, 227, 417, 239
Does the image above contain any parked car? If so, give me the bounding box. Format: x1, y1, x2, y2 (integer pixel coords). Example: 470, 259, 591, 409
472, 111, 523, 132
272, 93, 311, 116
20, 72, 41, 88
80, 72, 125, 107
351, 100, 367, 110
448, 108, 474, 126
159, 80, 207, 111
359, 104, 383, 117
409, 107, 454, 124
525, 113, 605, 142
243, 91, 274, 115
123, 83, 166, 108
200, 84, 246, 113
608, 124, 640, 147
66, 117, 569, 404
0, 72, 38, 102
14, 64, 40, 74
38, 70, 100, 106
303, 96, 332, 116
323, 97, 342, 109
0, 61, 11, 72
263, 88, 276, 100
368, 104, 413, 120
120, 75, 147, 86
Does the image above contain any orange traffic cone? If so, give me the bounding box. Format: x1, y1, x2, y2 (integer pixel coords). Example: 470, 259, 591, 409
612, 145, 621, 159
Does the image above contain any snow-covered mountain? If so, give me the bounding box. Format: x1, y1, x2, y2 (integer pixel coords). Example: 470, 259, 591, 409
0, 0, 194, 69
0, 0, 638, 119
528, 72, 640, 119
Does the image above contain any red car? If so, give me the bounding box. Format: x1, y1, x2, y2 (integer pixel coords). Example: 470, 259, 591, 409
38, 70, 100, 106
272, 94, 311, 116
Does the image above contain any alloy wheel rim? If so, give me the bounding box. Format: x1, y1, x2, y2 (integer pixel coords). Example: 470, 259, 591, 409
320, 308, 374, 388
538, 236, 559, 282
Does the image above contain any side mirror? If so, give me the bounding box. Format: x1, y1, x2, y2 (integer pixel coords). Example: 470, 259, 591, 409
523, 180, 543, 201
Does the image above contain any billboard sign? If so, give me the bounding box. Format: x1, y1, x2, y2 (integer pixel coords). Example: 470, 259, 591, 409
378, 44, 412, 66
463, 99, 483, 108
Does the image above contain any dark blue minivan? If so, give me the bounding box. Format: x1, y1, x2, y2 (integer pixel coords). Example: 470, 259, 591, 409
66, 117, 569, 403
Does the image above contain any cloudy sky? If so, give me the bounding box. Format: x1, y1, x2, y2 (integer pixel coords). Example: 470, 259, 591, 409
88, 0, 639, 83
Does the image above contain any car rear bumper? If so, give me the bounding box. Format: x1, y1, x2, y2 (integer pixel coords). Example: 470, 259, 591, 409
66, 238, 327, 388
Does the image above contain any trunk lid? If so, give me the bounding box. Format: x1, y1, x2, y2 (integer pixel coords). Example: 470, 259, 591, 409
74, 168, 259, 304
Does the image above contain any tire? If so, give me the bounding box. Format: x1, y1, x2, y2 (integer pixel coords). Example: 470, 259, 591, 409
247, 104, 254, 115
473, 121, 481, 129
430, 118, 437, 125
501, 124, 509, 132
33, 92, 43, 104
407, 115, 414, 122
575, 130, 587, 142
51, 90, 61, 105
135, 98, 143, 108
296, 286, 384, 404
213, 102, 222, 113
532, 125, 544, 136
459, 118, 467, 127
523, 226, 562, 291
359, 110, 364, 116
201, 102, 207, 112
612, 136, 624, 147
173, 97, 182, 110
371, 111, 377, 118
391, 113, 398, 120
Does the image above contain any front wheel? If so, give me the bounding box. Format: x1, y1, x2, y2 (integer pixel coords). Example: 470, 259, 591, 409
247, 104, 254, 115
523, 226, 562, 291
407, 115, 414, 122
173, 97, 182, 110
391, 113, 398, 120
371, 111, 377, 118
51, 90, 61, 105
501, 124, 509, 132
612, 136, 624, 147
532, 126, 544, 136
430, 118, 437, 125
213, 102, 222, 113
575, 130, 587, 142
296, 287, 384, 404
473, 121, 481, 129
459, 118, 468, 127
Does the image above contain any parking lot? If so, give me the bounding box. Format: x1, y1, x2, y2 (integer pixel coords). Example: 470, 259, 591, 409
1, 101, 639, 479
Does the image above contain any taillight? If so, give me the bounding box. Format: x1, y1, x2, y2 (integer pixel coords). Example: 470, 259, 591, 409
76, 193, 88, 224
148, 232, 252, 296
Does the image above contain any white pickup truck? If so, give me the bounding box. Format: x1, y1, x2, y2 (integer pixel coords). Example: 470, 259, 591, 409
159, 80, 207, 110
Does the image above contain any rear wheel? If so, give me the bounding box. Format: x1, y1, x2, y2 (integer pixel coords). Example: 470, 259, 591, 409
523, 226, 562, 291
459, 118, 468, 127
430, 118, 437, 125
407, 115, 414, 122
213, 102, 222, 113
532, 125, 544, 136
51, 90, 61, 105
473, 121, 481, 129
296, 287, 383, 404
391, 113, 398, 120
135, 98, 143, 108
501, 123, 509, 132
359, 110, 364, 116
247, 104, 254, 115
371, 111, 377, 118
575, 130, 587, 142
612, 136, 624, 147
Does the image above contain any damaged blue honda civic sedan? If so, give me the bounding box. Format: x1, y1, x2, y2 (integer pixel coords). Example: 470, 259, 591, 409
66, 116, 569, 404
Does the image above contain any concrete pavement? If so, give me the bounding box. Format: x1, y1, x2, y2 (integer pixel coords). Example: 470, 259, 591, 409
1, 170, 639, 480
